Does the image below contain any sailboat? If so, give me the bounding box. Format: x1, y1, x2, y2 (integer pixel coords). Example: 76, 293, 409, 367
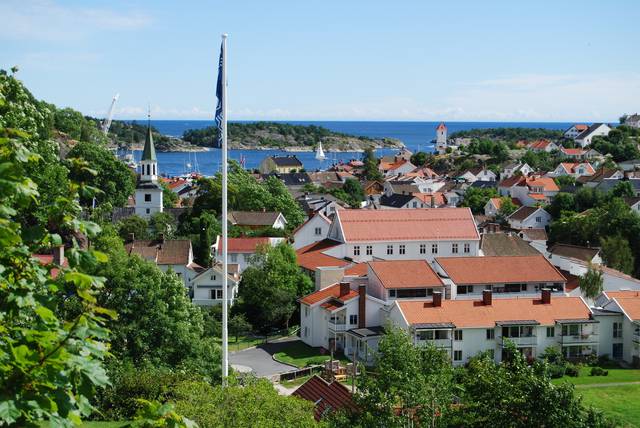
315, 141, 326, 161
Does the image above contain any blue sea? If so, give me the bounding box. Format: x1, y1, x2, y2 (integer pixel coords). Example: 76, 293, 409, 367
130, 120, 573, 177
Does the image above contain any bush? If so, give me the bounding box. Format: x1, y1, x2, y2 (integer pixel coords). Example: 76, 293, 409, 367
584, 353, 599, 367
590, 366, 609, 377
547, 363, 566, 379
565, 363, 580, 377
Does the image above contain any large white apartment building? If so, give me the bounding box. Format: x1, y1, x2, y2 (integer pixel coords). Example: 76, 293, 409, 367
323, 208, 480, 262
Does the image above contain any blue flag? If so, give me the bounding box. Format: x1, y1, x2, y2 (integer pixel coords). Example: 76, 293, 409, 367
215, 42, 224, 148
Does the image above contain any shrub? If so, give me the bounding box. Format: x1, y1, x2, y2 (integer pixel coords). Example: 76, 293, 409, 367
565, 363, 580, 377
584, 353, 599, 367
546, 363, 566, 379
590, 366, 608, 377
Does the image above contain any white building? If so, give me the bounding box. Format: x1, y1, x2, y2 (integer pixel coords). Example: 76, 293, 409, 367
293, 212, 332, 250
459, 167, 497, 183
594, 291, 640, 364
213, 236, 285, 272
501, 162, 533, 179
324, 208, 481, 262
624, 114, 640, 129
367, 260, 446, 301
548, 162, 595, 178
564, 124, 589, 139
435, 122, 448, 154
134, 119, 163, 219
191, 264, 240, 306
575, 123, 611, 148
387, 291, 597, 364
125, 238, 198, 287
228, 211, 287, 230
507, 206, 551, 230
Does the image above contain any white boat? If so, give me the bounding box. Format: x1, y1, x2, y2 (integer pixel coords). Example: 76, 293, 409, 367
315, 141, 326, 161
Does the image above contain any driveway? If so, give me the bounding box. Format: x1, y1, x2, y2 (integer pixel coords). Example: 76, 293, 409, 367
230, 336, 300, 378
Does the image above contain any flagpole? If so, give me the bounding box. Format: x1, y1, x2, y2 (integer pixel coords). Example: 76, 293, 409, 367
221, 33, 229, 385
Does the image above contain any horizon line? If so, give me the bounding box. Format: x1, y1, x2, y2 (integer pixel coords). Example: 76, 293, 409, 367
118, 118, 617, 124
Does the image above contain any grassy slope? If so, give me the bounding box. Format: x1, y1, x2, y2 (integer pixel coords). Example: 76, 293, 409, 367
579, 384, 640, 427
273, 341, 350, 368
551, 367, 640, 386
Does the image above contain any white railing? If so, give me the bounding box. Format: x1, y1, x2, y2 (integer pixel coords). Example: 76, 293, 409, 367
192, 298, 221, 306
328, 321, 348, 332
560, 333, 599, 344
501, 336, 537, 347
416, 338, 452, 348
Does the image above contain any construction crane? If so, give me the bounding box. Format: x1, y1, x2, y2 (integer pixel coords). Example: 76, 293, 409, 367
101, 93, 119, 135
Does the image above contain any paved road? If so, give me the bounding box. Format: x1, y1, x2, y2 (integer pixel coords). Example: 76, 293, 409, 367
229, 337, 300, 378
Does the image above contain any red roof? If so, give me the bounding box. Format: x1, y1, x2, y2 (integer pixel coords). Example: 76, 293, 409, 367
296, 239, 350, 272
336, 208, 479, 242
299, 283, 359, 305
33, 254, 68, 278
499, 175, 526, 188
397, 296, 592, 328
528, 139, 554, 150
345, 263, 368, 277
605, 290, 640, 300
526, 176, 559, 192
575, 124, 589, 131
614, 297, 640, 321
436, 122, 447, 131
292, 375, 357, 420
369, 260, 444, 289
436, 255, 566, 285
218, 237, 270, 253
561, 147, 586, 156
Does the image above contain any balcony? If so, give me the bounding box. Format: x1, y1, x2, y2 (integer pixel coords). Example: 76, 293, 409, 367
501, 336, 537, 347
192, 298, 221, 306
328, 320, 348, 332
416, 338, 452, 348
560, 333, 599, 345
633, 332, 640, 344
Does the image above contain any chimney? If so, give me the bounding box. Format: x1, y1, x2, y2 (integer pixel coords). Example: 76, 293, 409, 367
52, 245, 64, 265
315, 266, 345, 290
541, 288, 551, 304
128, 233, 135, 242
339, 281, 350, 297
358, 284, 366, 328
430, 194, 435, 208
482, 289, 492, 306
433, 290, 442, 307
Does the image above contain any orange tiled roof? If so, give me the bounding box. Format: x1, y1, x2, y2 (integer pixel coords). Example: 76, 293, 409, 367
528, 139, 553, 150
605, 290, 640, 300
614, 297, 640, 321
527, 176, 559, 192
528, 193, 547, 200
345, 263, 368, 277
561, 148, 586, 156
292, 375, 357, 421
218, 237, 270, 253
296, 239, 350, 272
436, 255, 566, 285
336, 208, 479, 242
369, 260, 444, 289
574, 124, 589, 131
397, 296, 592, 328
413, 192, 445, 206
299, 283, 359, 305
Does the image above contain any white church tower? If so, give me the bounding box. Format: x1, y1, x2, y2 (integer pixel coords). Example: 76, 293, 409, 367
134, 112, 163, 219
435, 122, 448, 154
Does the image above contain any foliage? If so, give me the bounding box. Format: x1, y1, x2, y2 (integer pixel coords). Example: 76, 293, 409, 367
117, 215, 150, 241
410, 151, 432, 167
238, 243, 313, 333
340, 327, 454, 428
461, 187, 499, 214
67, 140, 136, 207
547, 192, 576, 219
149, 212, 177, 240
590, 126, 640, 161
600, 235, 635, 275
106, 119, 176, 151
89, 229, 221, 382
228, 314, 252, 343
192, 161, 304, 228
172, 377, 319, 427
610, 180, 635, 198
449, 127, 563, 143
162, 182, 179, 208
521, 150, 556, 171
362, 148, 383, 181
463, 139, 509, 162
497, 196, 518, 218
590, 367, 609, 377
578, 265, 604, 300
341, 178, 365, 206
128, 399, 197, 428
554, 174, 576, 188
0, 128, 114, 427
450, 341, 611, 427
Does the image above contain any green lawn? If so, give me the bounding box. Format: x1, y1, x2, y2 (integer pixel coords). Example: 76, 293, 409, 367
579, 384, 640, 427
273, 341, 350, 368
551, 367, 640, 386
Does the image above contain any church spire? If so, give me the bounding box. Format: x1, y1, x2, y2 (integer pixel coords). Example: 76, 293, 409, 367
141, 106, 157, 161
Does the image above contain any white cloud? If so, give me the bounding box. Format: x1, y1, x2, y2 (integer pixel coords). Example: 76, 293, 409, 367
0, 0, 151, 41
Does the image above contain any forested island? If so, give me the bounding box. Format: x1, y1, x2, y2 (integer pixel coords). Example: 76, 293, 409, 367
182, 121, 404, 151
450, 127, 565, 143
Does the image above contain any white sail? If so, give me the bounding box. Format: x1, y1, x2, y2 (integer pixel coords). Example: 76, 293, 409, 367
315, 141, 326, 161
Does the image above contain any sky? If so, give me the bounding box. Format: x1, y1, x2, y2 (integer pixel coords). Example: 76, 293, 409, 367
2, 0, 640, 122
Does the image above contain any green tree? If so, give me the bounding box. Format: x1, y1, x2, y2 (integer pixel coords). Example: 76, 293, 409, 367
173, 377, 318, 427
229, 313, 253, 343
150, 211, 177, 239
67, 140, 136, 207
410, 151, 429, 166
497, 196, 518, 218
238, 243, 312, 333
578, 265, 604, 299
452, 341, 610, 427
554, 175, 576, 188
611, 180, 635, 198
118, 215, 149, 241
54, 107, 86, 140
0, 128, 115, 426
362, 147, 382, 181
341, 178, 365, 206
600, 235, 635, 274
461, 187, 499, 214
162, 182, 180, 208
344, 327, 454, 427
547, 192, 576, 219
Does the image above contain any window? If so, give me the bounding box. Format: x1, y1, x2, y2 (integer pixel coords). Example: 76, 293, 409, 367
562, 324, 579, 336
391, 288, 429, 298
144, 193, 152, 202
452, 243, 458, 254
547, 327, 555, 338
210, 289, 223, 299
314, 227, 322, 236
353, 246, 360, 256
464, 243, 470, 253
453, 350, 462, 361
230, 253, 238, 263
146, 164, 150, 175
419, 244, 426, 254
399, 245, 406, 255
486, 329, 495, 340
613, 322, 623, 338
418, 330, 449, 341
210, 275, 217, 281
454, 330, 463, 341
431, 244, 438, 254
457, 285, 473, 294
366, 245, 373, 255
535, 216, 542, 223
349, 314, 358, 325
243, 254, 251, 262
387, 245, 393, 255
304, 327, 308, 337
146, 208, 150, 214
304, 306, 309, 317
412, 201, 418, 208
